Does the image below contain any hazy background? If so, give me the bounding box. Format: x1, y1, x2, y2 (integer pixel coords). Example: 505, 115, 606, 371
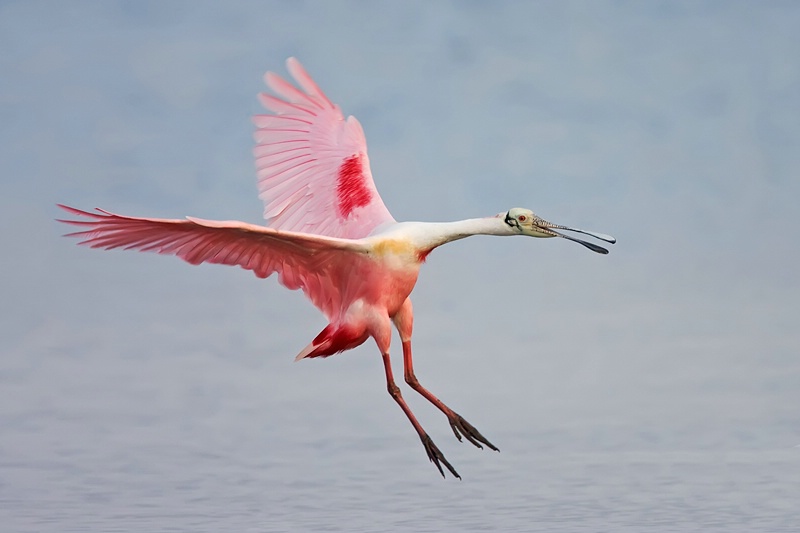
2, 1, 799, 531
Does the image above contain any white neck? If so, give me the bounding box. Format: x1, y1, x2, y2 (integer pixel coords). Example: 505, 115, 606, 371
408, 216, 514, 251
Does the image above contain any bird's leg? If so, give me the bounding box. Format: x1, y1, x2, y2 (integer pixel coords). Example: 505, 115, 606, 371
380, 351, 460, 479
401, 340, 499, 452
393, 299, 499, 452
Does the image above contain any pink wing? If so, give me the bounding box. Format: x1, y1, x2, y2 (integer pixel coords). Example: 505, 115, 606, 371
57, 205, 370, 321
254, 57, 395, 239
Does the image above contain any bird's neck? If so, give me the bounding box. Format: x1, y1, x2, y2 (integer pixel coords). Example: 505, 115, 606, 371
413, 216, 513, 251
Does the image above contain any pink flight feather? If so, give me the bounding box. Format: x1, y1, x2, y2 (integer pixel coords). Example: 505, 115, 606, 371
253, 57, 395, 238
57, 205, 370, 321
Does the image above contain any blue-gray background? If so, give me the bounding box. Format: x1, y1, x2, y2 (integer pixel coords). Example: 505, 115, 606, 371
2, 1, 799, 531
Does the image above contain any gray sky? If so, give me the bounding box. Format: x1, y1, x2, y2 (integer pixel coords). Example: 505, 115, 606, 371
2, 1, 799, 524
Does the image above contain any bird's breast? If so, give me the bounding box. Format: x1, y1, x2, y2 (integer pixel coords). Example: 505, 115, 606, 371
372, 238, 416, 258
370, 237, 432, 264
356, 238, 423, 315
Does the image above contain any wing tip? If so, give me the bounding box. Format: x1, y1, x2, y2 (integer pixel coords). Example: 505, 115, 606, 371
56, 204, 115, 217
56, 203, 88, 216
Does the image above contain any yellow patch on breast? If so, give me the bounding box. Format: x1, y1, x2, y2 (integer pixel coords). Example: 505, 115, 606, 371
372, 239, 416, 257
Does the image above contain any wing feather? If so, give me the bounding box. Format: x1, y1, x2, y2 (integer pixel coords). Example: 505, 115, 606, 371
285, 57, 335, 109
254, 58, 395, 239
57, 205, 370, 320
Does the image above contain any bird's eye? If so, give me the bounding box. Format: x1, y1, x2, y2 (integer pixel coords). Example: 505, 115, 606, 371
518, 215, 527, 222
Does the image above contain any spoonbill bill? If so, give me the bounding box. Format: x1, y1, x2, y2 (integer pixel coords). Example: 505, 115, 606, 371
58, 58, 615, 478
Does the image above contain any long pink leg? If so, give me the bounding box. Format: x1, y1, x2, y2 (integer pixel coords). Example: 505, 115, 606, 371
394, 299, 499, 452
380, 351, 460, 479
401, 340, 499, 451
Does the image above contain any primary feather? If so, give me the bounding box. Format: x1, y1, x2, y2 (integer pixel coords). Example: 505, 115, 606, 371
57, 205, 370, 321
254, 57, 395, 238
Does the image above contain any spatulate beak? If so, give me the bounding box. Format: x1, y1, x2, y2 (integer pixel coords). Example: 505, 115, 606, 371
536, 220, 616, 254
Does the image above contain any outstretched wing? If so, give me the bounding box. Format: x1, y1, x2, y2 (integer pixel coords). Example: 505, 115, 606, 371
254, 57, 395, 239
57, 205, 370, 321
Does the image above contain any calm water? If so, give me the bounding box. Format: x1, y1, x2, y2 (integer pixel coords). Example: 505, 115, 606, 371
2, 338, 798, 532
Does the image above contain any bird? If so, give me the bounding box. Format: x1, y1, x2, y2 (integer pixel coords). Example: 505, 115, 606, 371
58, 57, 615, 479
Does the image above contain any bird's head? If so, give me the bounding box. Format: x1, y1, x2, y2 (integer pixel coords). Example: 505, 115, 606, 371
502, 207, 616, 254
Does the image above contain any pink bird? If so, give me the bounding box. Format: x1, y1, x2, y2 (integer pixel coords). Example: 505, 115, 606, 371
58, 58, 615, 478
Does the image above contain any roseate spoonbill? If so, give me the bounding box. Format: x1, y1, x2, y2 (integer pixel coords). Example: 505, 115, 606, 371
58, 57, 615, 478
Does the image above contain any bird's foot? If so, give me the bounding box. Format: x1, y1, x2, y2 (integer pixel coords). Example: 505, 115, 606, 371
448, 413, 499, 452
420, 433, 460, 479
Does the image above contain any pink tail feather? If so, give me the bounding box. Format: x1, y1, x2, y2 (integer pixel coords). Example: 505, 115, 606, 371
295, 324, 369, 361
